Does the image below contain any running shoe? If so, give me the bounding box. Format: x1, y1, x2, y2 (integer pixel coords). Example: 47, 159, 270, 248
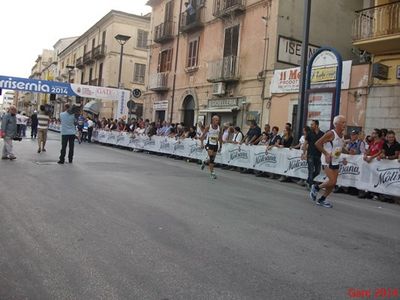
316, 199, 333, 208
309, 184, 318, 201
201, 160, 206, 170
7, 155, 16, 160
210, 172, 217, 179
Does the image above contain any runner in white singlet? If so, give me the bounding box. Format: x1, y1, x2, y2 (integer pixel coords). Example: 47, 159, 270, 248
200, 115, 223, 179
310, 115, 347, 208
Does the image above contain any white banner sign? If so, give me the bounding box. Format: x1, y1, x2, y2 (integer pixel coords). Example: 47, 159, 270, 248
270, 61, 352, 94
90, 130, 400, 197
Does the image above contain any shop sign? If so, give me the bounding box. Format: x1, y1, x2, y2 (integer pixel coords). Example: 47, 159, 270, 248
208, 98, 238, 108
153, 100, 168, 110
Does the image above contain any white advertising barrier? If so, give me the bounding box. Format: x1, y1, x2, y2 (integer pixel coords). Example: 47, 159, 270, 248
91, 131, 399, 196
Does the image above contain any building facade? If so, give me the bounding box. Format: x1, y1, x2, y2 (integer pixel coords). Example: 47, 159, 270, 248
352, 0, 400, 135
145, 0, 363, 132
1, 91, 15, 112
57, 10, 150, 119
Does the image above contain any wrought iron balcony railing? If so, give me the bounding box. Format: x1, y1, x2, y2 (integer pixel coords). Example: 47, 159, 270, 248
149, 72, 169, 91
213, 0, 246, 18
154, 21, 174, 43
207, 55, 240, 82
353, 1, 400, 41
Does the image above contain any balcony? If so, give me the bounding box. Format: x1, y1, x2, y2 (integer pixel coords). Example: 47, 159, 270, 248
89, 78, 99, 86
207, 55, 240, 82
83, 51, 94, 65
213, 0, 246, 18
76, 57, 84, 69
93, 45, 107, 59
180, 7, 205, 33
352, 1, 400, 54
154, 21, 174, 44
149, 72, 169, 91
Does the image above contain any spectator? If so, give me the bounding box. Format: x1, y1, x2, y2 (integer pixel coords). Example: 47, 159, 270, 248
278, 128, 293, 148
87, 117, 94, 143
267, 126, 281, 150
344, 129, 365, 155
292, 126, 310, 150
255, 124, 271, 144
380, 130, 400, 160
58, 104, 76, 164
148, 122, 157, 137
30, 110, 38, 139
1, 105, 18, 160
37, 105, 50, 153
188, 126, 197, 139
363, 128, 384, 163
303, 120, 324, 189
242, 120, 261, 145
230, 126, 243, 144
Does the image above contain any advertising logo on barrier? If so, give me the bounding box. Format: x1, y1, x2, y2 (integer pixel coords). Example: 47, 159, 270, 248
173, 141, 185, 152
189, 143, 203, 155
228, 148, 250, 163
339, 161, 361, 176
160, 139, 171, 151
253, 151, 277, 168
284, 156, 308, 173
144, 139, 156, 147
374, 167, 400, 188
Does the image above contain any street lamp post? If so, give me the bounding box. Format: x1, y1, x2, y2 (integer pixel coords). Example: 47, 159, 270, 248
114, 34, 131, 89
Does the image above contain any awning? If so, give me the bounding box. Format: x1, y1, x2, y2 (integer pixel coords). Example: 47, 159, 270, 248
199, 106, 240, 113
83, 100, 101, 115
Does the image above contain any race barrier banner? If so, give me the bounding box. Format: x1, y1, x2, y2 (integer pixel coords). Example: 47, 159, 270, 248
87, 130, 399, 196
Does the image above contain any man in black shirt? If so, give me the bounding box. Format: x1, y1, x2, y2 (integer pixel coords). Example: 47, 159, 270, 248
303, 120, 324, 188
381, 130, 400, 160
242, 120, 261, 145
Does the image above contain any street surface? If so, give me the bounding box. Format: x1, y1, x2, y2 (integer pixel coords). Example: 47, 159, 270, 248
1, 131, 399, 300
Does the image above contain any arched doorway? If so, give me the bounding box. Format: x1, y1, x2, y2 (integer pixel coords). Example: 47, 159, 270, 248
182, 95, 195, 127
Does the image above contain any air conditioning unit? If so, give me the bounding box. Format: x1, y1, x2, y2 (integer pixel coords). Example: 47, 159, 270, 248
212, 82, 225, 95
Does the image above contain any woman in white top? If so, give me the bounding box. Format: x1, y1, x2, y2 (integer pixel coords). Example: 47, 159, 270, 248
200, 115, 223, 179
231, 126, 243, 144
311, 115, 347, 208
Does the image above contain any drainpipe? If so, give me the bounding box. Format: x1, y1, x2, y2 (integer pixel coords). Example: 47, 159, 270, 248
170, 0, 184, 123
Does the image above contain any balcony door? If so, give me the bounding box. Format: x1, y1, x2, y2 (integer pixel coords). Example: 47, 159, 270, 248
223, 25, 240, 78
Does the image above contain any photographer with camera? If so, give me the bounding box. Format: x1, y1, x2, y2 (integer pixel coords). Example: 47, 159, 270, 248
1, 105, 18, 160
58, 104, 77, 164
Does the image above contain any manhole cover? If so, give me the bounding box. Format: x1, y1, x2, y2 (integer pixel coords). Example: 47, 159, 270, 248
35, 161, 59, 165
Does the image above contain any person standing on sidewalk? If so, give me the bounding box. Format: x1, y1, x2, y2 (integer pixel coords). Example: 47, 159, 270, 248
310, 115, 347, 208
87, 117, 94, 143
303, 120, 324, 189
30, 111, 38, 139
37, 105, 50, 153
58, 104, 77, 164
1, 105, 18, 160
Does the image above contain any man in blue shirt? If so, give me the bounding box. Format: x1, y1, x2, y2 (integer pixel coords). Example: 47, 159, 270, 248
58, 104, 77, 164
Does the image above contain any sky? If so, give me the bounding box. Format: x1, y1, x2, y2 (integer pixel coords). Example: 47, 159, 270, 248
0, 0, 151, 78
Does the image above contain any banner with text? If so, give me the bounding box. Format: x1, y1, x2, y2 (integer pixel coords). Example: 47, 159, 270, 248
90, 130, 399, 197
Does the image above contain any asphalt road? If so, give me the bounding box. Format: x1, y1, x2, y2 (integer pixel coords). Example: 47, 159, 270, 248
1, 131, 399, 300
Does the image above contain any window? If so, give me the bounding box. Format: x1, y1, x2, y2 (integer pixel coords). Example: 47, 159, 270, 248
223, 24, 240, 57
165, 0, 174, 22
99, 63, 103, 86
102, 31, 106, 47
92, 38, 95, 50
187, 38, 199, 68
134, 63, 146, 83
158, 49, 173, 72
137, 30, 148, 48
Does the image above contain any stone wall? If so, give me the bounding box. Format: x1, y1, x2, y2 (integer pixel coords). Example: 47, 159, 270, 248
365, 86, 400, 136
